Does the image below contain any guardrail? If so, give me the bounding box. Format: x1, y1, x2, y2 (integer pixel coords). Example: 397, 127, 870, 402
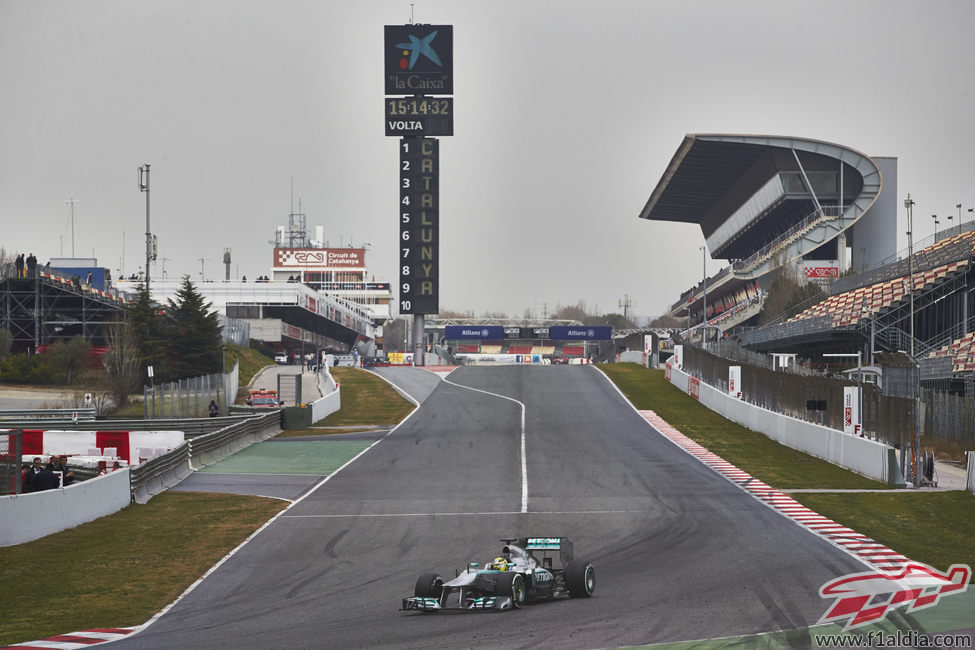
0, 415, 256, 437
0, 408, 97, 420
129, 411, 281, 503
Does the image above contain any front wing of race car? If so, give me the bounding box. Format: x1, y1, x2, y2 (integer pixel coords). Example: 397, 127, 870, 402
401, 593, 516, 611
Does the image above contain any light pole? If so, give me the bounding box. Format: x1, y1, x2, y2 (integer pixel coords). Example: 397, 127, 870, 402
958, 203, 963, 225
905, 194, 921, 487
139, 165, 151, 293
932, 214, 939, 239
700, 245, 708, 331
64, 198, 79, 257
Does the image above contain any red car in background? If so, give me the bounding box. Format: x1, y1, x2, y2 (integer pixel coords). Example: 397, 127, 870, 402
246, 389, 280, 407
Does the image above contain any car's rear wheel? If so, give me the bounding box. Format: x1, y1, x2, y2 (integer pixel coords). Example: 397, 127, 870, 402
497, 572, 527, 609
566, 560, 595, 598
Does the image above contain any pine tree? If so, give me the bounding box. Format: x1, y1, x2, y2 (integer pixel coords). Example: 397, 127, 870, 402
125, 281, 167, 382
165, 275, 223, 379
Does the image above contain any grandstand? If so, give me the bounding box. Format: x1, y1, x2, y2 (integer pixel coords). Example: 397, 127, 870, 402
0, 262, 127, 354
641, 134, 897, 337
737, 219, 975, 392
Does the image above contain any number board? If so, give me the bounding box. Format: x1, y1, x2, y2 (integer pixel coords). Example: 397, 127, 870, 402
399, 138, 439, 314
386, 97, 453, 137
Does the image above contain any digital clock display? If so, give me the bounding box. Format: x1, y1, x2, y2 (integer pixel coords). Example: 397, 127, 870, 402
385, 97, 453, 136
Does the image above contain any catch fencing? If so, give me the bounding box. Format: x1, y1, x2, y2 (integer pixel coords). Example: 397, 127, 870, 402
0, 430, 23, 496
924, 389, 975, 444
679, 344, 915, 447
143, 360, 239, 419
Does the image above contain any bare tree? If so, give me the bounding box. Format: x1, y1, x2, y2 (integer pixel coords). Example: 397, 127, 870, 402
103, 321, 142, 407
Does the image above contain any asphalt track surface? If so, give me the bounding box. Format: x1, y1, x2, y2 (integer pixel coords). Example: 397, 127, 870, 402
107, 365, 868, 649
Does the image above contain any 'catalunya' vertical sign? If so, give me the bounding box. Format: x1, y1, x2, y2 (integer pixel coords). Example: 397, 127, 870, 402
385, 24, 453, 316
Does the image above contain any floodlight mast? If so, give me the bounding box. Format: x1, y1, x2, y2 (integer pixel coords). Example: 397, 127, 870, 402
904, 193, 921, 487
139, 164, 151, 293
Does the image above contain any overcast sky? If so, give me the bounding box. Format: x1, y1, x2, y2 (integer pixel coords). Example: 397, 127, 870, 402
2, 1, 973, 321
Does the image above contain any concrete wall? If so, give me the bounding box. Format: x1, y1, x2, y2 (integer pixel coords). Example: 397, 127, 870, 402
667, 363, 903, 485
310, 368, 341, 424
0, 469, 131, 547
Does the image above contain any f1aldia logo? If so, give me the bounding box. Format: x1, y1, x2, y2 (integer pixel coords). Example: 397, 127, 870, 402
819, 562, 970, 629
395, 30, 442, 70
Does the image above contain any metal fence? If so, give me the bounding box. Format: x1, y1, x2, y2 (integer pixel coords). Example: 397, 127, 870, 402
924, 389, 975, 443
143, 360, 239, 419
680, 343, 915, 447
1, 430, 23, 495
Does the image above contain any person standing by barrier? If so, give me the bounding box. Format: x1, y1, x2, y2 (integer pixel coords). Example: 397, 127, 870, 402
30, 465, 60, 491
52, 455, 75, 486
208, 399, 219, 417
23, 457, 43, 491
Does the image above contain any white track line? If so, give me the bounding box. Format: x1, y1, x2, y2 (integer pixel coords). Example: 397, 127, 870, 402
441, 375, 529, 513
280, 509, 640, 518
115, 372, 427, 643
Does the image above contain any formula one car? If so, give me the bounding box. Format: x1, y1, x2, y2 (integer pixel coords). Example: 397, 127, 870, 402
401, 537, 595, 612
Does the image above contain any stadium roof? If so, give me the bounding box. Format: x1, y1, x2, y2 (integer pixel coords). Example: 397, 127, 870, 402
638, 134, 882, 262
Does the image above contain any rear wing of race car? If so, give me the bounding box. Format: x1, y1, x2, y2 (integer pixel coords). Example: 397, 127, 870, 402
502, 537, 574, 567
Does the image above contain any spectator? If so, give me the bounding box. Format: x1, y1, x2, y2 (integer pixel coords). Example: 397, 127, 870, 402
15, 253, 25, 278
52, 455, 75, 486
23, 456, 44, 491
26, 253, 37, 278
241, 275, 247, 282
208, 399, 219, 417
31, 465, 60, 491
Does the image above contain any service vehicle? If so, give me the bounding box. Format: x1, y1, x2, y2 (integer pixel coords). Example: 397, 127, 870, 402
246, 389, 280, 407
401, 536, 595, 612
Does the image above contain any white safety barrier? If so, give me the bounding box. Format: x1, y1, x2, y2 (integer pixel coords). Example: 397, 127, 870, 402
967, 451, 974, 495
666, 363, 901, 484
309, 368, 341, 424
23, 430, 185, 464
0, 469, 131, 547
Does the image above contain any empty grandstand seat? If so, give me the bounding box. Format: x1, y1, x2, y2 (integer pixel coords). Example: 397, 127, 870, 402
561, 345, 585, 356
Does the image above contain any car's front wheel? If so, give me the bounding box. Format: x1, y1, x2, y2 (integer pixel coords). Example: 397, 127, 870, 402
414, 572, 444, 603
566, 560, 595, 598
497, 572, 527, 609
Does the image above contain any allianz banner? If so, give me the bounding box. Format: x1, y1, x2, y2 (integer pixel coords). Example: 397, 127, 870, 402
444, 326, 504, 340
548, 326, 612, 340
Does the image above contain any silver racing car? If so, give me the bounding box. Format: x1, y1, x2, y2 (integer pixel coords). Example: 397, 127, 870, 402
401, 536, 595, 612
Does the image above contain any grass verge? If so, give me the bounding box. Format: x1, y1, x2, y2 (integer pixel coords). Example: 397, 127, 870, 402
277, 367, 414, 437
599, 363, 889, 490
0, 492, 286, 646
792, 491, 975, 572
600, 363, 975, 573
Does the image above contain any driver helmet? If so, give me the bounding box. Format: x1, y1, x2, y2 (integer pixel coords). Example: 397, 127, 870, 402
491, 556, 509, 571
